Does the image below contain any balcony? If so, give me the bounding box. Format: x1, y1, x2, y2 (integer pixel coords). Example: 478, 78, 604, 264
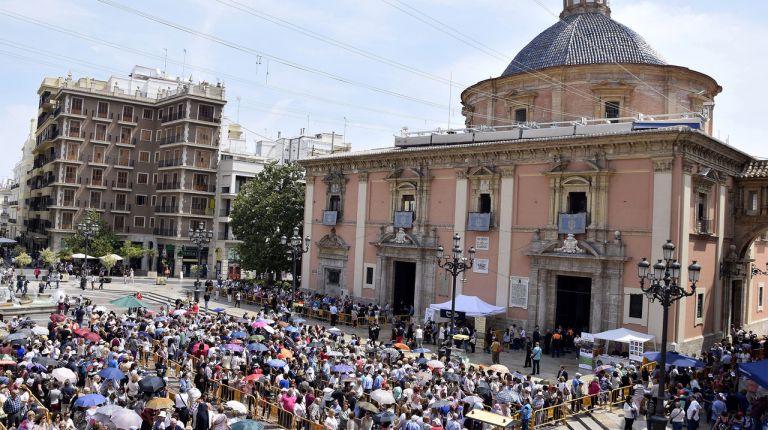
112, 180, 132, 190
117, 114, 138, 124
393, 211, 414, 228
86, 178, 107, 188
92, 111, 113, 121
153, 227, 178, 237
218, 231, 238, 241
219, 208, 231, 217
191, 183, 216, 193
696, 218, 713, 235
159, 136, 184, 145
10, 183, 19, 189
90, 132, 111, 144
115, 158, 135, 168
190, 206, 213, 216
191, 113, 221, 124
156, 181, 181, 191
155, 205, 177, 214
158, 158, 183, 168
116, 137, 137, 147
467, 212, 492, 231
8, 201, 18, 207
87, 201, 106, 211
112, 203, 132, 212
322, 210, 338, 226
66, 130, 85, 139
160, 110, 186, 123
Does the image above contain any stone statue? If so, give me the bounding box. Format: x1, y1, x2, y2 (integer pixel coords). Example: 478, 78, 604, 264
554, 234, 584, 254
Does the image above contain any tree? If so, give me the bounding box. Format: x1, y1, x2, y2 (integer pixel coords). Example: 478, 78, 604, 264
230, 162, 305, 275
15, 252, 32, 274
39, 248, 57, 268
101, 255, 118, 275
12, 245, 26, 257
62, 210, 119, 257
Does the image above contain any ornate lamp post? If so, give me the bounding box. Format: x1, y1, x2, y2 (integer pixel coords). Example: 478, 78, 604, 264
281, 226, 310, 308
637, 240, 701, 430
76, 220, 99, 282
436, 233, 475, 362
188, 222, 213, 302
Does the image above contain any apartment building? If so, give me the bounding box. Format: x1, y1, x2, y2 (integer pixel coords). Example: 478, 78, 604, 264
0, 180, 12, 240
28, 66, 226, 275
9, 119, 35, 242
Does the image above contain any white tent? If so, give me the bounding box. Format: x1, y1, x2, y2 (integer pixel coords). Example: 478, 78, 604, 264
100, 254, 124, 261
429, 295, 506, 317
70, 253, 97, 259
593, 328, 655, 343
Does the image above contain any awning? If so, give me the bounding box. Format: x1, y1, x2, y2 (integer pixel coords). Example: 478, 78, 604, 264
429, 295, 506, 317
593, 328, 655, 344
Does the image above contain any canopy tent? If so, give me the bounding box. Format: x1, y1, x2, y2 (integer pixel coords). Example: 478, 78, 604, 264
70, 253, 97, 259
100, 254, 124, 261
739, 359, 768, 389
429, 295, 505, 317
593, 328, 655, 343
0, 238, 16, 245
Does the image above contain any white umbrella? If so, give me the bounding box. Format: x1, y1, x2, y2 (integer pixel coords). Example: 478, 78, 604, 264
427, 360, 444, 369
96, 407, 142, 429
70, 253, 96, 259
94, 404, 123, 416
225, 400, 247, 414
93, 306, 107, 313
52, 367, 77, 383
31, 327, 49, 336
99, 254, 124, 261
188, 388, 201, 402
370, 389, 396, 405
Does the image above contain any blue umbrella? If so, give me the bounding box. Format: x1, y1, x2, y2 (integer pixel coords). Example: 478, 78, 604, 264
413, 348, 431, 353
247, 343, 269, 352
231, 420, 265, 430
98, 368, 125, 381
332, 364, 354, 373
283, 326, 299, 333
643, 351, 705, 368
74, 393, 107, 407
232, 331, 248, 339
415, 357, 428, 365
739, 360, 768, 389
211, 308, 226, 313
154, 316, 168, 322
267, 359, 287, 368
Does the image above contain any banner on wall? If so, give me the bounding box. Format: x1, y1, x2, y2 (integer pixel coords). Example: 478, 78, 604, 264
509, 277, 529, 309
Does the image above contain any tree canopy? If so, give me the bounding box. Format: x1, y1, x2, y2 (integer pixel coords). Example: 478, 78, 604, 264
62, 210, 119, 257
230, 162, 306, 275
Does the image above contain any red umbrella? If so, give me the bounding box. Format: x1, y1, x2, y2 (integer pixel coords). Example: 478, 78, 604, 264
83, 332, 101, 343
74, 328, 91, 337
191, 342, 209, 356
242, 373, 263, 382
49, 314, 67, 323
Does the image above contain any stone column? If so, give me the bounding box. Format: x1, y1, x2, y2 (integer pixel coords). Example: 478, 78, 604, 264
453, 170, 468, 294
495, 166, 515, 308
301, 176, 314, 290
352, 172, 368, 298
675, 161, 694, 346
648, 158, 673, 340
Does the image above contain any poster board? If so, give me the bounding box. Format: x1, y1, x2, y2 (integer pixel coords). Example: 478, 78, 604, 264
475, 237, 490, 251
629, 340, 644, 362
509, 277, 529, 309
577, 332, 595, 370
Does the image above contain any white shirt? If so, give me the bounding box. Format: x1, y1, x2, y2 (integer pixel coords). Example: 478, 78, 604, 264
687, 399, 702, 421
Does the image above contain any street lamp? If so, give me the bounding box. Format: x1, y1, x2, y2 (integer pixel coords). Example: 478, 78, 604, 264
637, 240, 701, 430
188, 222, 213, 302
281, 226, 310, 308
436, 233, 475, 362
76, 220, 99, 287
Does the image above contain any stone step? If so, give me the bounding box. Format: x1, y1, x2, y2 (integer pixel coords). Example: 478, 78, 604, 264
566, 417, 590, 430
576, 413, 609, 430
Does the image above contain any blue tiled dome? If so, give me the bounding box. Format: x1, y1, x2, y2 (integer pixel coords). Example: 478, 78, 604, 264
501, 12, 665, 76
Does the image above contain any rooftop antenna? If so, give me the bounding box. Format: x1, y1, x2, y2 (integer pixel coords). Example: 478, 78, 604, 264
447, 71, 453, 129
163, 48, 168, 75
182, 49, 187, 78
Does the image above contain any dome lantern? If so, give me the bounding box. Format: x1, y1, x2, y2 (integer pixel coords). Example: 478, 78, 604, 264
561, 0, 611, 19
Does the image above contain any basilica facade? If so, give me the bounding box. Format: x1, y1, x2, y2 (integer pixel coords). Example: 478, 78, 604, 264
298, 0, 768, 353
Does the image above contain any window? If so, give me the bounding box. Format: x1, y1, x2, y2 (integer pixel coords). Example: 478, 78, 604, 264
154, 151, 159, 162
326, 269, 340, 285
140, 129, 152, 141
134, 216, 145, 228
61, 212, 73, 230
366, 266, 374, 285
628, 294, 643, 319
149, 217, 155, 228
194, 150, 210, 168
152, 173, 158, 184
71, 98, 83, 115
135, 195, 147, 206
114, 215, 125, 231
697, 193, 707, 221
151, 195, 157, 206
142, 109, 153, 120
759, 282, 764, 310
91, 169, 103, 186
69, 120, 81, 137
196, 127, 213, 145
514, 108, 527, 123
401, 194, 415, 212
567, 192, 587, 214
156, 130, 163, 142
117, 149, 131, 166
119, 127, 132, 144
97, 101, 109, 118
479, 193, 492, 213
137, 173, 149, 184
193, 174, 210, 191
139, 151, 150, 163
329, 195, 341, 212
695, 291, 705, 324
62, 189, 75, 206
94, 124, 107, 141
116, 171, 129, 188
122, 105, 134, 121
64, 142, 79, 160
198, 104, 214, 121
89, 191, 101, 208
604, 101, 620, 121
92, 146, 105, 163
748, 191, 759, 212
115, 193, 127, 210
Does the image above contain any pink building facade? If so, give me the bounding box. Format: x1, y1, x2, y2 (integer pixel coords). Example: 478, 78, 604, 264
298, 0, 768, 353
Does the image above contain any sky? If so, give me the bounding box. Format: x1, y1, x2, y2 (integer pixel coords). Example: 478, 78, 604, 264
0, 0, 766, 179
